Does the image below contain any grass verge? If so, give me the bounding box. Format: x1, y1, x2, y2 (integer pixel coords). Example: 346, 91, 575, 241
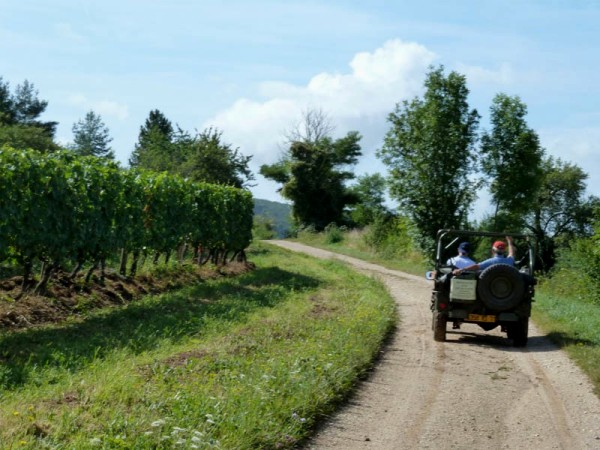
0, 242, 395, 449
290, 228, 427, 276
533, 289, 600, 396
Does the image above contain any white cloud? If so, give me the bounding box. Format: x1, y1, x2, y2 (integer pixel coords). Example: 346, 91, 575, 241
67, 94, 129, 120
455, 62, 515, 86
203, 39, 437, 183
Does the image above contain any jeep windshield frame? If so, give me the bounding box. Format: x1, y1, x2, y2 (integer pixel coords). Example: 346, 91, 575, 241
435, 229, 536, 273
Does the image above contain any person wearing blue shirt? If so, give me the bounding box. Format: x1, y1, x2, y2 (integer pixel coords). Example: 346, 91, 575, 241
453, 236, 515, 275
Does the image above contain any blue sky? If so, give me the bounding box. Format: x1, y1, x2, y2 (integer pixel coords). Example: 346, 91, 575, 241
1, 0, 599, 217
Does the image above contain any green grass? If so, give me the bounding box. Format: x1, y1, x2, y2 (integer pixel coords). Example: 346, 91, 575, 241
0, 243, 396, 449
291, 228, 428, 276
533, 288, 600, 395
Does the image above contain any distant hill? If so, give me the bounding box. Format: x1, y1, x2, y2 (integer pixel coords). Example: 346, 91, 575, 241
254, 198, 292, 238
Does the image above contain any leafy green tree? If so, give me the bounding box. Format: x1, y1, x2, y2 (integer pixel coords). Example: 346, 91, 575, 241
0, 125, 59, 152
0, 77, 58, 151
130, 111, 253, 188
526, 157, 599, 271
70, 110, 115, 159
129, 109, 174, 167
378, 66, 480, 252
480, 94, 544, 231
349, 173, 390, 227
261, 130, 362, 230
177, 127, 254, 188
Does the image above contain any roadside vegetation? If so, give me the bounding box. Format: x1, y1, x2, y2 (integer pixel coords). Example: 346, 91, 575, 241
0, 243, 395, 448
291, 221, 428, 276
293, 225, 600, 396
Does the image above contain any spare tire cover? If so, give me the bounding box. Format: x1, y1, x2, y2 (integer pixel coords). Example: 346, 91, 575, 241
477, 264, 524, 311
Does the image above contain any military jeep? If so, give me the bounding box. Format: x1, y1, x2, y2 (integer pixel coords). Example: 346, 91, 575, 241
426, 229, 537, 347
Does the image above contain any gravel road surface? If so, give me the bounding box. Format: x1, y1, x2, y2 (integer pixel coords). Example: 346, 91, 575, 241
267, 240, 600, 450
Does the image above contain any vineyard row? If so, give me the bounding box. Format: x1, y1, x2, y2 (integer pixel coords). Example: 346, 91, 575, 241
0, 146, 254, 293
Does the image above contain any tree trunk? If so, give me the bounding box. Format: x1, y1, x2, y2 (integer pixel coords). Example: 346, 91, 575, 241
85, 261, 99, 283
129, 250, 141, 277
34, 261, 58, 295
119, 248, 128, 276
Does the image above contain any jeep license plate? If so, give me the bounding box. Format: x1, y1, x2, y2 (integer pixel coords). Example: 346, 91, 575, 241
467, 314, 496, 323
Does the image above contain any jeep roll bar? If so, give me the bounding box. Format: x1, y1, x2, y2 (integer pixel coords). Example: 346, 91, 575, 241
435, 229, 536, 271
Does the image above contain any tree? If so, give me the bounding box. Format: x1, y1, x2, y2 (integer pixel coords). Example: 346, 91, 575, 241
131, 111, 254, 188
285, 107, 334, 145
261, 110, 362, 230
378, 66, 480, 252
129, 109, 174, 167
0, 77, 58, 151
70, 110, 114, 159
177, 128, 254, 188
480, 94, 544, 231
526, 157, 599, 272
349, 173, 390, 227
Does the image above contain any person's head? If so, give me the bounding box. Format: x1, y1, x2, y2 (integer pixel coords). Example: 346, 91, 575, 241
492, 240, 506, 255
458, 241, 471, 255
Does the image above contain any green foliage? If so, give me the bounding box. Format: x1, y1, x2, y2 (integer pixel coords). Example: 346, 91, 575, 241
348, 173, 390, 227
253, 215, 277, 240
131, 111, 254, 188
480, 94, 544, 230
525, 157, 599, 271
363, 214, 418, 260
177, 127, 254, 188
542, 220, 600, 304
0, 244, 396, 448
70, 110, 114, 159
0, 77, 57, 144
129, 109, 174, 167
253, 198, 292, 238
378, 66, 480, 254
261, 132, 362, 231
0, 124, 59, 152
324, 223, 344, 244
0, 146, 254, 285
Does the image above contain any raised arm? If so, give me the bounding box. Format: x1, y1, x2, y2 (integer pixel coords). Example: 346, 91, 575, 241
506, 235, 515, 259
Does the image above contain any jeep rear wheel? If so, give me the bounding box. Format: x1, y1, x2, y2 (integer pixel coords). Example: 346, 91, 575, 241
477, 264, 525, 311
432, 311, 447, 342
507, 319, 529, 347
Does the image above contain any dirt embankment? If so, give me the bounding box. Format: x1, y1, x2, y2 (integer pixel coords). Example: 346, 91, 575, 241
268, 240, 600, 450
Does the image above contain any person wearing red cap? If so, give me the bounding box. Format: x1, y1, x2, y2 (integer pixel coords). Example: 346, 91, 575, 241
452, 236, 515, 275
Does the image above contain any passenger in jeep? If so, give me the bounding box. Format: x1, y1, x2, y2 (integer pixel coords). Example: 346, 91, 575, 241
446, 241, 476, 269
452, 236, 515, 275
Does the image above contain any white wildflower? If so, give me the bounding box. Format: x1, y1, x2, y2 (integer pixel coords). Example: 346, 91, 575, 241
151, 419, 166, 427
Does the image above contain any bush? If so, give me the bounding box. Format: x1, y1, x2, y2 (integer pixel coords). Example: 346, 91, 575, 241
543, 223, 600, 305
253, 215, 277, 240
324, 223, 344, 244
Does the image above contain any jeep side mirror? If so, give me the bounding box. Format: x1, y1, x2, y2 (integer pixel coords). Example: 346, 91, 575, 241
425, 271, 436, 280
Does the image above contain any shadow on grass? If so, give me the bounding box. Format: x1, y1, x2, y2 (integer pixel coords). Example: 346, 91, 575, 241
0, 267, 320, 390
528, 332, 597, 351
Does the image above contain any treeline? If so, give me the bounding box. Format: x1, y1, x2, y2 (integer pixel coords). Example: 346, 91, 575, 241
0, 147, 253, 294
260, 68, 598, 275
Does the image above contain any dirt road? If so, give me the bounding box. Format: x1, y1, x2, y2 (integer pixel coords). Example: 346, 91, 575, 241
268, 241, 600, 450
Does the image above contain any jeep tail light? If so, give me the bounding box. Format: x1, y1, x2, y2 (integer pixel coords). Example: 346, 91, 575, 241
439, 303, 447, 310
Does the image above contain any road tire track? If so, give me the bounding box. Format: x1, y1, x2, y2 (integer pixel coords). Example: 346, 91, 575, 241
267, 241, 600, 449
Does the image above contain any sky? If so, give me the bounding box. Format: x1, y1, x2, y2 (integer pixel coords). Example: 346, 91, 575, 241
1, 0, 599, 219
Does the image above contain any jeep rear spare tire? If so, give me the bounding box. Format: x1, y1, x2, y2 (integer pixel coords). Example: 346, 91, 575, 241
477, 264, 524, 311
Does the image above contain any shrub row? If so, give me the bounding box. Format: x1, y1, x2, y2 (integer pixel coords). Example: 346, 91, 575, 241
0, 147, 253, 291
